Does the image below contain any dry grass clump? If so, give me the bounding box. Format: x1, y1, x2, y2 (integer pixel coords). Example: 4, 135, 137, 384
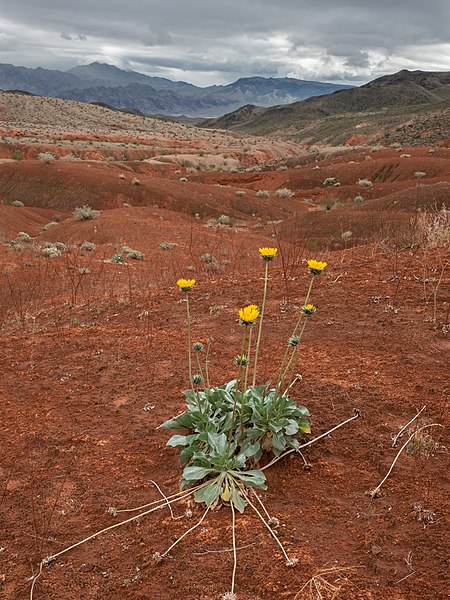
413, 205, 449, 248
294, 565, 359, 599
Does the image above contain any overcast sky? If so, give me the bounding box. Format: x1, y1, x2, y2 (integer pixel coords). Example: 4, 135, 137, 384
1, 0, 449, 86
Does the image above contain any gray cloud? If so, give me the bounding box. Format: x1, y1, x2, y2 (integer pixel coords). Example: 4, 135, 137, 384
0, 0, 449, 85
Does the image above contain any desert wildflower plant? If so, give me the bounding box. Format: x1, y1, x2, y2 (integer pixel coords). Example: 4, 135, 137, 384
30, 251, 361, 600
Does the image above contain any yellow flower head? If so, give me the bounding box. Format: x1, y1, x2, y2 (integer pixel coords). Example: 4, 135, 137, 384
307, 259, 327, 275
177, 278, 196, 292
258, 247, 278, 261
302, 303, 317, 315
238, 304, 260, 325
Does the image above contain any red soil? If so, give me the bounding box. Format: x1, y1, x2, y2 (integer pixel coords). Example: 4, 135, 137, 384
0, 220, 449, 600
0, 112, 449, 600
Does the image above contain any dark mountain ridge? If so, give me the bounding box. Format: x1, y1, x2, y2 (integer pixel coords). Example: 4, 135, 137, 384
0, 61, 353, 118
203, 69, 450, 144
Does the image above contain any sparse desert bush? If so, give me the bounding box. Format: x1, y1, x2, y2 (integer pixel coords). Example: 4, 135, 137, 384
37, 152, 56, 164
160, 242, 174, 250
131, 177, 140, 186
118, 173, 126, 180
400, 153, 411, 158
320, 198, 335, 211
110, 253, 125, 263
235, 190, 246, 197
179, 177, 188, 183
11, 200, 24, 207
256, 190, 270, 199
124, 248, 145, 260
323, 177, 338, 188
303, 198, 314, 203
53, 242, 69, 253
341, 230, 353, 240
414, 171, 426, 179
43, 221, 58, 231
217, 215, 232, 226
41, 245, 61, 258
275, 188, 294, 198
357, 179, 373, 188
354, 195, 364, 203
278, 165, 288, 171
371, 145, 384, 152
73, 205, 101, 221
81, 241, 96, 251
17, 232, 32, 243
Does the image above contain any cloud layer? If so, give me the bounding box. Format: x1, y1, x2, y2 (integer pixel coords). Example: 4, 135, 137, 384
1, 0, 449, 85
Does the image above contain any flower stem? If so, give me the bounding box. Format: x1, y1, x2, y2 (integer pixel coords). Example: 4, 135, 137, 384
275, 275, 315, 395
205, 338, 212, 388
241, 325, 253, 429
186, 293, 193, 386
252, 260, 269, 388
228, 328, 247, 450
186, 293, 203, 417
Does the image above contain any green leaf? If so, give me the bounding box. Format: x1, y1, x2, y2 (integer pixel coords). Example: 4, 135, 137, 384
231, 488, 247, 513
298, 420, 311, 434
240, 439, 261, 458
231, 469, 267, 490
176, 412, 196, 428
285, 419, 299, 436
179, 446, 195, 466
207, 432, 228, 455
161, 419, 184, 430
182, 465, 214, 481
272, 433, 286, 453
203, 481, 222, 506
166, 435, 189, 447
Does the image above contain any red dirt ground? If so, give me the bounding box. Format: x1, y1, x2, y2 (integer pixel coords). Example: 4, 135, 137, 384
1, 227, 449, 600
0, 98, 449, 600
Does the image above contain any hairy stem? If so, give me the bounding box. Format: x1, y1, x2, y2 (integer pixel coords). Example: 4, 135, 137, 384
252, 260, 269, 388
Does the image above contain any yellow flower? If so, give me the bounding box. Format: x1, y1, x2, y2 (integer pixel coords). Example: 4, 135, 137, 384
307, 259, 327, 275
258, 247, 278, 261
238, 304, 260, 325
177, 278, 196, 292
302, 303, 317, 315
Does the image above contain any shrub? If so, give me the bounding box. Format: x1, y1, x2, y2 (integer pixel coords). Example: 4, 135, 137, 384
81, 241, 96, 252
131, 177, 140, 186
125, 249, 145, 260
73, 205, 101, 221
275, 188, 294, 198
354, 195, 364, 203
110, 253, 125, 263
320, 198, 335, 211
41, 245, 61, 258
414, 171, 426, 179
357, 179, 373, 188
256, 190, 270, 199
235, 190, 246, 197
323, 177, 338, 187
217, 215, 232, 226
160, 242, 174, 250
179, 177, 188, 183
17, 232, 32, 242
37, 152, 56, 164
43, 221, 58, 231
11, 200, 24, 207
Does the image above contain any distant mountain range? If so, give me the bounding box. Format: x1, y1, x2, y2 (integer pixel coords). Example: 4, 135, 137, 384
203, 69, 450, 144
0, 62, 353, 118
